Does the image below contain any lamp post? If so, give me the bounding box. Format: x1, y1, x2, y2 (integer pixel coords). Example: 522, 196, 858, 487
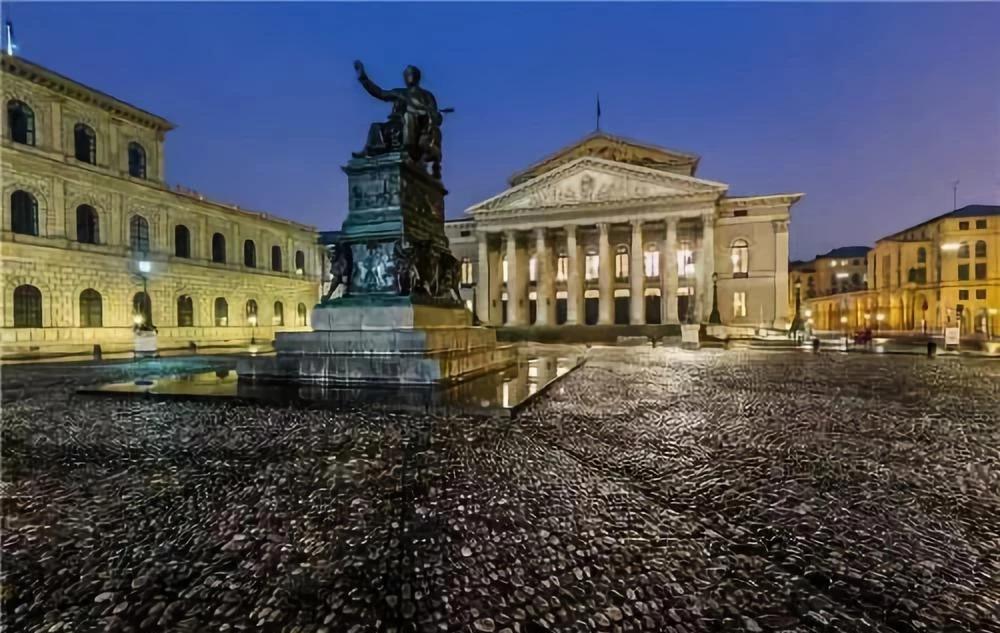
789, 281, 803, 339
132, 259, 154, 330
708, 272, 722, 325
248, 313, 258, 345
840, 315, 849, 347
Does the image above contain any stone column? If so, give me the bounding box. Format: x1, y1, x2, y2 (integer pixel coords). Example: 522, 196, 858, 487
155, 132, 167, 183
773, 219, 790, 328
629, 221, 644, 324
662, 218, 679, 323
565, 225, 581, 325
505, 230, 525, 326
598, 223, 613, 325
49, 97, 64, 153
476, 232, 491, 323
487, 244, 502, 326
534, 227, 554, 326
698, 212, 716, 322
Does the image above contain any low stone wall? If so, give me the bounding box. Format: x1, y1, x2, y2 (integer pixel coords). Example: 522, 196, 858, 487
0, 325, 308, 359
496, 324, 681, 344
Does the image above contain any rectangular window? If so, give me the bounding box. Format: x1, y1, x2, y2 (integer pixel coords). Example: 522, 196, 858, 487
733, 291, 747, 317
975, 288, 987, 300
957, 264, 969, 281
677, 244, 695, 277
556, 256, 568, 282
959, 290, 969, 300
585, 254, 600, 280
958, 221, 969, 230
460, 259, 474, 285
733, 209, 747, 217
975, 263, 986, 280
644, 250, 659, 278
976, 219, 987, 229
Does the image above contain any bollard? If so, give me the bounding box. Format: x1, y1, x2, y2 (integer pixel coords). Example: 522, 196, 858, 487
93, 344, 102, 360
927, 340, 936, 357
189, 341, 198, 353
812, 337, 821, 353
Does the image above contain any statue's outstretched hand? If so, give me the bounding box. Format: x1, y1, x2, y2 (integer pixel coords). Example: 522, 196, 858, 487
353, 60, 365, 78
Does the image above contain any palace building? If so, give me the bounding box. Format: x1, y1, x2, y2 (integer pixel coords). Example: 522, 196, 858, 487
445, 132, 803, 332
1, 54, 324, 357
803, 205, 1000, 335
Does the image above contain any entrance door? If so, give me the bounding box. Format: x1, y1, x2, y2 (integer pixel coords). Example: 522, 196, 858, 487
677, 296, 690, 323
645, 296, 661, 324
614, 297, 629, 324
584, 298, 599, 325
556, 298, 567, 324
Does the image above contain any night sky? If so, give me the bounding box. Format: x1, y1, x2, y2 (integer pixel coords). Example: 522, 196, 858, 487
7, 2, 999, 259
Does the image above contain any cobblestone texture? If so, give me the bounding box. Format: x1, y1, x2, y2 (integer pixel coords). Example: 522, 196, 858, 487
3, 348, 999, 632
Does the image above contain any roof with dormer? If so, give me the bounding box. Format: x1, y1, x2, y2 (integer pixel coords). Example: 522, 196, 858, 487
507, 131, 700, 187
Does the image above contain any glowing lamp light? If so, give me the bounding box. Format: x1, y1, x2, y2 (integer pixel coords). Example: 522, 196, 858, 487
804, 309, 813, 318
132, 314, 144, 326
836, 272, 850, 279
248, 314, 258, 327
989, 308, 999, 316
295, 268, 304, 276
840, 316, 848, 324
940, 243, 961, 251
876, 313, 886, 322
864, 313, 872, 320
138, 260, 152, 273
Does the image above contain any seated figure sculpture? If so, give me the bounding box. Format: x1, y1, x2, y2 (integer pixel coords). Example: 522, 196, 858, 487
352, 60, 446, 179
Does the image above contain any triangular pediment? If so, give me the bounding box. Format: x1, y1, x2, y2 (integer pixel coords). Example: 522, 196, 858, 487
509, 131, 700, 186
468, 156, 727, 215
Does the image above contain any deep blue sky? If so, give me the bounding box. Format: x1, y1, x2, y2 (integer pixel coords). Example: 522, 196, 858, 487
7, 2, 999, 259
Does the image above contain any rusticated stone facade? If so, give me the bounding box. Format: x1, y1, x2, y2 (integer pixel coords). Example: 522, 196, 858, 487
1, 53, 324, 357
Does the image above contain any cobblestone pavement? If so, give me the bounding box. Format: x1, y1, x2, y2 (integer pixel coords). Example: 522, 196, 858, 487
3, 348, 999, 633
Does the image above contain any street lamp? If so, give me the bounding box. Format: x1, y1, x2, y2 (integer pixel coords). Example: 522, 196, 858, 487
840, 315, 849, 346
132, 259, 154, 331
875, 312, 885, 333
248, 313, 258, 345
789, 281, 804, 340
708, 272, 722, 325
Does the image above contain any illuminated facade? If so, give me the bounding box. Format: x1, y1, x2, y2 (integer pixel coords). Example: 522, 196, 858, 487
446, 132, 802, 329
803, 205, 999, 335
1, 54, 324, 357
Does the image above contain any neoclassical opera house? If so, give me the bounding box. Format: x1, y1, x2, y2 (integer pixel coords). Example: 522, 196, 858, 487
446, 132, 803, 332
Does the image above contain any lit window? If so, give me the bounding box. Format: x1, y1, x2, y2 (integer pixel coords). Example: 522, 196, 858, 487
730, 239, 749, 276
556, 254, 568, 281
273, 301, 284, 326
585, 252, 600, 280
502, 255, 509, 283
733, 291, 747, 317
644, 246, 659, 278
461, 257, 474, 285
677, 245, 695, 277
614, 245, 628, 279
529, 255, 537, 282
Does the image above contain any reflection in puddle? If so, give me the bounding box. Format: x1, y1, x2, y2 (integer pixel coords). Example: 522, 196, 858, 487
90, 350, 584, 417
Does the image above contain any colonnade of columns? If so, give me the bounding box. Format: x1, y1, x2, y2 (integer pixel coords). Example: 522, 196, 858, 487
474, 215, 715, 327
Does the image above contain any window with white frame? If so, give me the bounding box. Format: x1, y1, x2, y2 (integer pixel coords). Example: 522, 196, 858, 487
614, 245, 628, 279
461, 257, 474, 285
501, 255, 509, 283
585, 251, 600, 280
529, 255, 537, 282
730, 239, 749, 276
556, 254, 568, 281
677, 243, 695, 277
644, 245, 660, 278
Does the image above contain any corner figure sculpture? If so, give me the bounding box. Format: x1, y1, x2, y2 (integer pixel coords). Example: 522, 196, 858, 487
321, 242, 353, 302
352, 60, 448, 179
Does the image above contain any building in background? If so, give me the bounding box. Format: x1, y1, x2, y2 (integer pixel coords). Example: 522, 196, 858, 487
804, 205, 999, 335
789, 246, 870, 303
1, 54, 324, 357
445, 132, 802, 332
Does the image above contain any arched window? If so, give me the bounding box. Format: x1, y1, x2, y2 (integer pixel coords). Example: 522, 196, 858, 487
461, 257, 474, 285
214, 297, 229, 326
76, 205, 99, 244
10, 190, 38, 235
7, 100, 35, 145
917, 247, 927, 264
273, 301, 284, 326
295, 250, 306, 274
177, 295, 194, 327
79, 289, 102, 327
174, 225, 191, 258
644, 245, 660, 278
974, 240, 986, 258
585, 250, 600, 280
731, 239, 749, 276
296, 302, 307, 326
132, 291, 152, 327
13, 285, 42, 327
74, 123, 96, 164
127, 142, 146, 179
212, 233, 226, 263
129, 215, 150, 253
957, 242, 969, 259
615, 245, 629, 279
245, 299, 259, 323
556, 253, 568, 282
244, 240, 257, 268
271, 245, 283, 272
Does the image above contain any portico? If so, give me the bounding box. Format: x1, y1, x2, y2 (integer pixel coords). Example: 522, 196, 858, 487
449, 132, 803, 332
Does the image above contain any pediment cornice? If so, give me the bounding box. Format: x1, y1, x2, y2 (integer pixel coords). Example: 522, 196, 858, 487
468, 156, 727, 217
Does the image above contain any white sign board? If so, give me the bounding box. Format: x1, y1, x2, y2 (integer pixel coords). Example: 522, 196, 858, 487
944, 327, 960, 347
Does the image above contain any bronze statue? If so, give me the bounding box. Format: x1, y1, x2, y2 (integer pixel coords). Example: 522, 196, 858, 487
321, 242, 353, 301
352, 60, 448, 179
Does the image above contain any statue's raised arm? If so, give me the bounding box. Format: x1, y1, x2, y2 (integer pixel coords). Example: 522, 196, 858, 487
354, 60, 399, 103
